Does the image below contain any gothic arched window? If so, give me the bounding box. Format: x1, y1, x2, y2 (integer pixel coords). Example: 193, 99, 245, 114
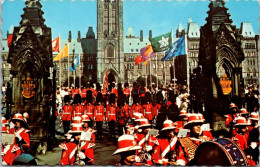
107, 44, 115, 61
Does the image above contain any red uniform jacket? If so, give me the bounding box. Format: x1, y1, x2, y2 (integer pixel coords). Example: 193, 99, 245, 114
121, 104, 130, 118
106, 104, 117, 122
101, 89, 107, 98
73, 104, 84, 118
59, 142, 77, 165
232, 133, 248, 150
95, 105, 105, 121
81, 89, 88, 98
61, 105, 73, 121
130, 104, 143, 117
111, 88, 118, 97
123, 88, 130, 97
153, 103, 162, 117
84, 104, 95, 120
152, 137, 186, 165
3, 128, 30, 165
82, 127, 96, 164
143, 103, 154, 121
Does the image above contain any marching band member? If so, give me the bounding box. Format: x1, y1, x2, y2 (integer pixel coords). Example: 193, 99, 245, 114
60, 95, 73, 134
178, 113, 208, 165
134, 118, 158, 165
225, 103, 239, 136
113, 135, 143, 166
232, 116, 250, 151
94, 93, 105, 140
2, 113, 30, 165
174, 110, 188, 134
106, 93, 117, 139
81, 87, 88, 102
152, 120, 186, 165
245, 112, 259, 165
82, 115, 96, 165
59, 124, 82, 165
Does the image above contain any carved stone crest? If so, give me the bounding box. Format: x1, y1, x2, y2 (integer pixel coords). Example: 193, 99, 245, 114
21, 77, 36, 98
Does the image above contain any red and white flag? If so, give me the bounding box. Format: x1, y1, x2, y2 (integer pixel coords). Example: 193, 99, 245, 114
52, 36, 60, 52
7, 34, 13, 47
103, 69, 109, 90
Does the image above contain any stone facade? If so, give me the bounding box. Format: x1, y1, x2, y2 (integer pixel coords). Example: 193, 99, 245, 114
2, 1, 259, 87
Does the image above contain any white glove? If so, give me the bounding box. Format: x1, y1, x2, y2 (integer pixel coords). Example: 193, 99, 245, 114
176, 159, 186, 166
250, 142, 257, 149
15, 132, 22, 141
135, 155, 141, 163
145, 145, 153, 152
79, 151, 86, 159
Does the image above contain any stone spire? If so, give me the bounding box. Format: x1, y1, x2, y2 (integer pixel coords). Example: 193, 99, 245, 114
205, 0, 233, 28
86, 27, 95, 39
19, 0, 46, 32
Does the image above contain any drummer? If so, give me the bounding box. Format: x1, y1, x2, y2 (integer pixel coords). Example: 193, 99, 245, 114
178, 113, 209, 165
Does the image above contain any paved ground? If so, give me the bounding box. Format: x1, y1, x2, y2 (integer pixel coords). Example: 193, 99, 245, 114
34, 115, 121, 165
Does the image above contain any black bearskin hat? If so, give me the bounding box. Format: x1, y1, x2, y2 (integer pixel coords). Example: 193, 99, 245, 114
96, 92, 103, 104
96, 83, 101, 92
145, 92, 152, 103
168, 90, 177, 103
109, 93, 116, 104
156, 91, 164, 103
117, 94, 126, 107
124, 82, 129, 88
64, 95, 71, 103
86, 90, 93, 103
73, 94, 82, 104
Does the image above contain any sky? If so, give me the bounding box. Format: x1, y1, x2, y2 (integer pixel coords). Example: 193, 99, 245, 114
1, 0, 259, 40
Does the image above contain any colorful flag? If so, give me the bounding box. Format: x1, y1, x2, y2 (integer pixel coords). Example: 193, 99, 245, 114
52, 36, 60, 52
134, 55, 144, 65
53, 43, 69, 62
140, 44, 155, 61
103, 69, 109, 90
161, 36, 186, 61
151, 31, 172, 52
69, 54, 80, 71
7, 34, 13, 47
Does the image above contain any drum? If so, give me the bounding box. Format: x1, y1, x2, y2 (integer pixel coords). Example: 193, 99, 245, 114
190, 138, 249, 166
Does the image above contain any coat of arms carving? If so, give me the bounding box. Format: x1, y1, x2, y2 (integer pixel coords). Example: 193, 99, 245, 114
21, 77, 36, 98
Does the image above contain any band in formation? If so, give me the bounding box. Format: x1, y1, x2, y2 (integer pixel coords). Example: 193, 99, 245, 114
1, 82, 259, 166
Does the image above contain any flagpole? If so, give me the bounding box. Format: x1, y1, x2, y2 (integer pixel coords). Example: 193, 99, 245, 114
146, 63, 148, 89
79, 54, 81, 89
150, 58, 152, 89
164, 52, 166, 87
68, 43, 70, 88
156, 53, 158, 90
185, 34, 189, 94
59, 35, 61, 88
173, 56, 176, 94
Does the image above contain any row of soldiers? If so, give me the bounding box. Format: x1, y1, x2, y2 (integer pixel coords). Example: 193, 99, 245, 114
58, 83, 259, 166
58, 105, 259, 166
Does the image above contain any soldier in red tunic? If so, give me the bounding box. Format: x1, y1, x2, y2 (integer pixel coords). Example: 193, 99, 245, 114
130, 99, 144, 118
2, 113, 30, 165
81, 87, 88, 102
72, 94, 84, 119
60, 95, 73, 134
84, 92, 95, 128
142, 92, 154, 124
94, 93, 105, 140
106, 93, 117, 139
123, 82, 131, 104
152, 120, 186, 165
